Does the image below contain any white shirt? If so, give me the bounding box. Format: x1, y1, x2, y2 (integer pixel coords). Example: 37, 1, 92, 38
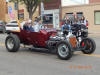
33, 23, 40, 32
20, 21, 25, 29
81, 20, 87, 26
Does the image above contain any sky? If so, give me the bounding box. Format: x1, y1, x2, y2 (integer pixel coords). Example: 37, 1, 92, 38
62, 0, 89, 6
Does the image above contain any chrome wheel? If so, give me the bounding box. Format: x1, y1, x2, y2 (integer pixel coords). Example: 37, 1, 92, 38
5, 34, 20, 52
7, 38, 14, 49
58, 44, 69, 58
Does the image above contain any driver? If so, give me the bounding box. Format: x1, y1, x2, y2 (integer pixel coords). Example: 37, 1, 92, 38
23, 19, 34, 32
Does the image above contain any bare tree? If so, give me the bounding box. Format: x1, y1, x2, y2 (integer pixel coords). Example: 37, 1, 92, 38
11, 0, 50, 20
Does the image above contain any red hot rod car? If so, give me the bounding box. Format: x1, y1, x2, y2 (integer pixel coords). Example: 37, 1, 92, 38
5, 24, 96, 60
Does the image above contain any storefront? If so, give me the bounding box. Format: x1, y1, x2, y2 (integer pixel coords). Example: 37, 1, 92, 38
0, 0, 7, 21
42, 0, 61, 29
43, 9, 60, 28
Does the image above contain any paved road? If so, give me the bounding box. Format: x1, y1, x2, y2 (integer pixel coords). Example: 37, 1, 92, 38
0, 33, 100, 75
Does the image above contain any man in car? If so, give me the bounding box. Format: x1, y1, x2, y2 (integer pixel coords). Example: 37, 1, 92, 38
23, 19, 34, 32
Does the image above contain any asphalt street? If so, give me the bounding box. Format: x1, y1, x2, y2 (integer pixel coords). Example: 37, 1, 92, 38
0, 33, 100, 75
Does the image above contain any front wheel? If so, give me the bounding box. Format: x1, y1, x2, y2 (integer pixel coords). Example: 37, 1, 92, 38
81, 37, 96, 54
5, 34, 20, 52
56, 41, 72, 60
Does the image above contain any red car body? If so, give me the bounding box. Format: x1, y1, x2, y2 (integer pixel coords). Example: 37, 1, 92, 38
11, 28, 57, 47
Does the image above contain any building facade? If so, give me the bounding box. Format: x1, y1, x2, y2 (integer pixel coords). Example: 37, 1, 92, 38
0, 1, 39, 22
62, 4, 100, 32
41, 0, 61, 28
0, 0, 7, 21
6, 2, 39, 22
89, 0, 100, 3
61, 0, 100, 32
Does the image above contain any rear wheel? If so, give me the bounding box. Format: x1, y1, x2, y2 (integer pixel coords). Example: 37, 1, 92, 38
81, 37, 96, 54
56, 41, 72, 60
5, 34, 20, 52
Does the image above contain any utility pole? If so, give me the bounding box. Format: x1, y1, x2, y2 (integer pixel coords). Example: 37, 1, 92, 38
41, 0, 44, 25
17, 0, 19, 20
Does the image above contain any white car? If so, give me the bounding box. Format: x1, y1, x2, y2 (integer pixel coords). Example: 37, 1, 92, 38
6, 20, 20, 32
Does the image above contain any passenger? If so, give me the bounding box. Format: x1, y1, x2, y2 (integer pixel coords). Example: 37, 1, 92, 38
33, 19, 41, 32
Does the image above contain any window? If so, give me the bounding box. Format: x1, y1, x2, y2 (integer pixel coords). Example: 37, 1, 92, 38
77, 12, 83, 19
66, 12, 83, 20
66, 13, 73, 20
94, 11, 100, 25
14, 2, 18, 10
43, 14, 53, 24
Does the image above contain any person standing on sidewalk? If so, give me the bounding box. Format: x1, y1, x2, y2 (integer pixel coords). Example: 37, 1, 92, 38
80, 16, 87, 26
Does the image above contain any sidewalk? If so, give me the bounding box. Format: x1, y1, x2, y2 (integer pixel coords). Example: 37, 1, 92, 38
88, 31, 100, 38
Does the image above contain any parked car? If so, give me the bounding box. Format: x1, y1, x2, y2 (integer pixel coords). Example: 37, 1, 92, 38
6, 20, 18, 27
0, 21, 6, 33
6, 20, 20, 32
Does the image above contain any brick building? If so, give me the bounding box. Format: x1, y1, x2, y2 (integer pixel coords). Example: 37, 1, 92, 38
62, 0, 100, 32
1, 1, 39, 22
89, 0, 100, 3
0, 0, 7, 21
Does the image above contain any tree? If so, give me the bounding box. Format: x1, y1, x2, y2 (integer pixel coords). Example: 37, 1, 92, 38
11, 0, 50, 20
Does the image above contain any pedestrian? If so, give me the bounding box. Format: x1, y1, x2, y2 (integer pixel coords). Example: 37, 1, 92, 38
80, 16, 87, 26
61, 19, 71, 35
